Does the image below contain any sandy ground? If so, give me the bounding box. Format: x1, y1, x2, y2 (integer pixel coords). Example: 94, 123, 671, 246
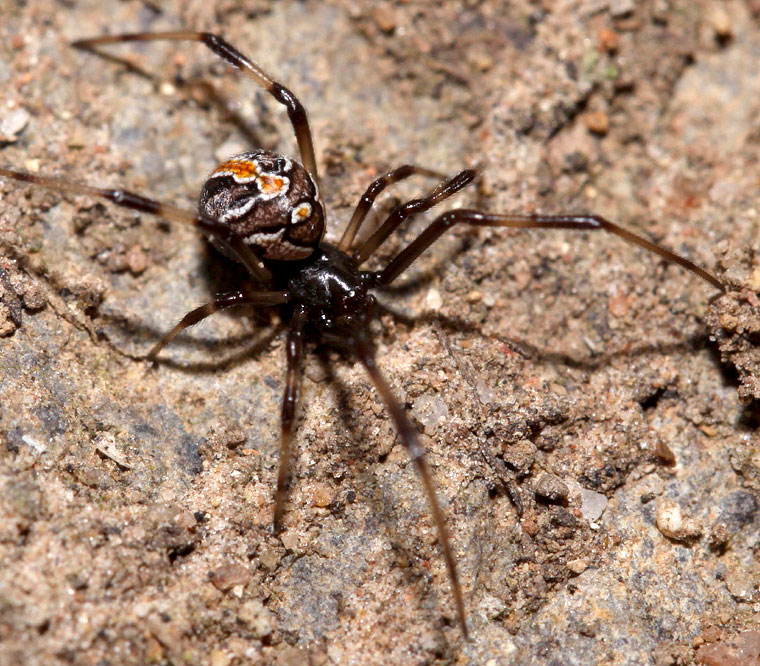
1, 1, 759, 664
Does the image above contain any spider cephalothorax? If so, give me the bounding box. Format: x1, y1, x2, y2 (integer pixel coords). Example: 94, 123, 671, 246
0, 29, 725, 638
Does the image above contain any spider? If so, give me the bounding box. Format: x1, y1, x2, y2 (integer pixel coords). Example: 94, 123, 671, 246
0, 31, 725, 638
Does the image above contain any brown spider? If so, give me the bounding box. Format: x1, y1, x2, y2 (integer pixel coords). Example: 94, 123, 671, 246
0, 31, 725, 638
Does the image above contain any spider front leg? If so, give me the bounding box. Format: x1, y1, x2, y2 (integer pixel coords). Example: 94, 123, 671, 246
147, 290, 290, 362
338, 164, 445, 252
378, 209, 725, 290
353, 169, 477, 264
72, 31, 319, 182
273, 304, 308, 534
0, 167, 212, 228
0, 167, 274, 282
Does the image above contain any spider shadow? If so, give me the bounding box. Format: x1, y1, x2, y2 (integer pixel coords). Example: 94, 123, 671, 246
73, 44, 271, 152
149, 323, 283, 374
370, 222, 725, 371
95, 301, 281, 371
98, 238, 724, 384
70, 42, 730, 380
375, 298, 717, 374
145, 242, 286, 372
83, 235, 287, 372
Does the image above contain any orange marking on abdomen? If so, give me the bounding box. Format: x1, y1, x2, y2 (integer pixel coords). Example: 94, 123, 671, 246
212, 158, 260, 181
258, 174, 286, 195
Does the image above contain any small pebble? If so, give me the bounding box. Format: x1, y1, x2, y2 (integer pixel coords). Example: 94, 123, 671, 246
209, 562, 250, 591
237, 599, 273, 638
475, 379, 497, 405
708, 521, 730, 553
655, 502, 702, 542
126, 244, 148, 275
372, 5, 397, 33
144, 636, 162, 662
580, 488, 608, 522
597, 28, 619, 53
0, 107, 30, 142
521, 518, 538, 536
533, 473, 569, 503
468, 50, 494, 72
719, 313, 738, 330
653, 440, 676, 465
724, 569, 755, 601
0, 304, 17, 336
695, 630, 760, 666
478, 594, 507, 621
708, 6, 733, 40
209, 650, 232, 666
609, 0, 634, 17
133, 601, 153, 618
280, 530, 298, 552
257, 545, 280, 572
21, 282, 46, 310
76, 466, 110, 489
308, 481, 334, 508
584, 110, 609, 135
608, 290, 630, 318
411, 393, 449, 435
501, 439, 536, 476
567, 558, 589, 576
424, 287, 442, 311
748, 265, 760, 291
159, 81, 176, 97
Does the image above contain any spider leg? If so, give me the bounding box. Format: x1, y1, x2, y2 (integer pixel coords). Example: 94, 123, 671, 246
353, 169, 476, 265
338, 165, 445, 253
147, 290, 290, 362
0, 167, 272, 282
378, 209, 725, 290
72, 32, 319, 183
273, 304, 308, 534
352, 332, 468, 639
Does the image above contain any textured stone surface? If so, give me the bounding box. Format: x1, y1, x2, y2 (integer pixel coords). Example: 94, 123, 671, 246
1, 1, 758, 664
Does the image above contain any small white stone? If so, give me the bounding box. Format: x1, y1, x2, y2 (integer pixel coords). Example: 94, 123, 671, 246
656, 501, 702, 542
656, 503, 683, 538
477, 593, 506, 621
424, 287, 443, 311
159, 81, 176, 96
609, 0, 634, 17
475, 379, 497, 405
411, 393, 449, 435
0, 107, 30, 140
133, 601, 152, 618
580, 488, 608, 522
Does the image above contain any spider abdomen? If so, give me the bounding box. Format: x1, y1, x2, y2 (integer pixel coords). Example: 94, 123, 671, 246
199, 149, 324, 261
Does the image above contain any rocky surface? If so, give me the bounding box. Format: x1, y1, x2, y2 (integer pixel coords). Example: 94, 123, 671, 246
1, 1, 758, 664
